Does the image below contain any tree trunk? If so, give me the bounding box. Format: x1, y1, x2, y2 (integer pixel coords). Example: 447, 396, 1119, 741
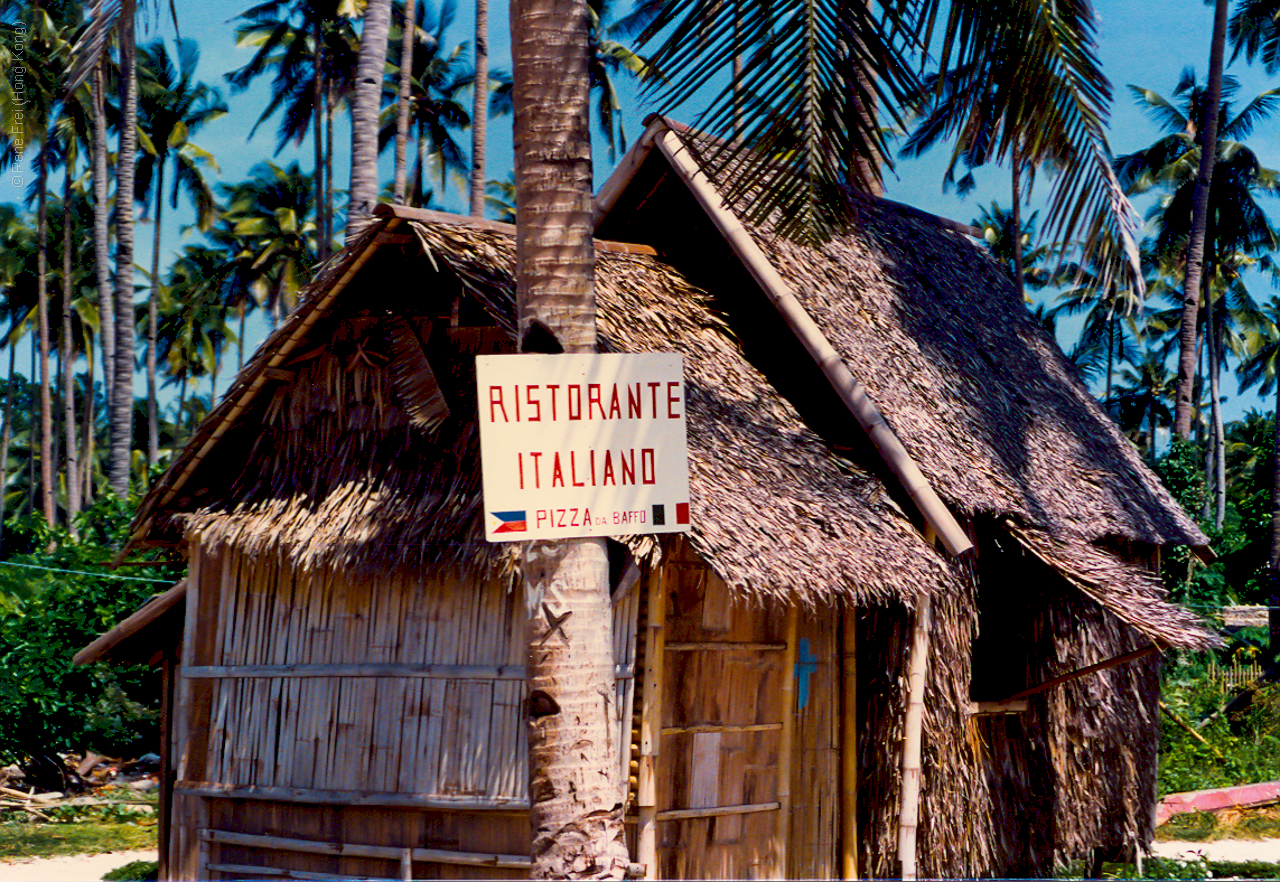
36, 157, 56, 529
80, 336, 94, 506
109, 3, 139, 498
61, 165, 80, 529
347, 0, 393, 238
1010, 154, 1025, 300
0, 345, 15, 546
326, 83, 335, 246
394, 0, 417, 204
93, 60, 116, 399
469, 0, 489, 216
314, 15, 328, 262
1270, 385, 1280, 662
1206, 301, 1225, 529
512, 0, 630, 875
1174, 0, 1227, 440
147, 161, 165, 466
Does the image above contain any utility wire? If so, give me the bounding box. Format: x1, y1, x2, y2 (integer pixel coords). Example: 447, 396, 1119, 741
0, 559, 175, 584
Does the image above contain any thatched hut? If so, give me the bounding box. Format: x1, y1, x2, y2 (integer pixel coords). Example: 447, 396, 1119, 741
80, 118, 1215, 881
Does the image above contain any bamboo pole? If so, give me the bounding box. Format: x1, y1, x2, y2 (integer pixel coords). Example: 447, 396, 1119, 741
655, 801, 781, 821
637, 563, 668, 880
198, 829, 531, 869
840, 604, 858, 880
897, 594, 933, 882
777, 604, 800, 879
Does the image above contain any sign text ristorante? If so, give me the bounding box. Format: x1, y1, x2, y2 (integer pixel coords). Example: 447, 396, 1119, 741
475, 354, 691, 542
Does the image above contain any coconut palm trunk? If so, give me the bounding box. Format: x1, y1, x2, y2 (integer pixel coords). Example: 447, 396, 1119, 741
314, 16, 328, 262
1175, 0, 1228, 439
0, 345, 14, 545
36, 156, 56, 529
109, 4, 138, 498
61, 167, 80, 526
511, 0, 630, 875
469, 0, 488, 216
1271, 381, 1280, 661
92, 60, 116, 401
347, 0, 393, 238
147, 162, 165, 466
394, 0, 417, 203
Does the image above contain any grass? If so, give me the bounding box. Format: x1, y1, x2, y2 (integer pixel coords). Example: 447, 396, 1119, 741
1158, 805, 1280, 842
0, 800, 159, 861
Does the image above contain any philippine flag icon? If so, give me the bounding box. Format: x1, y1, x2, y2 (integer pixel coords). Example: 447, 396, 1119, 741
492, 511, 528, 534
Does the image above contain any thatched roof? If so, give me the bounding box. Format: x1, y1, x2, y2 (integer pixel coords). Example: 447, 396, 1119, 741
127, 206, 952, 606
593, 117, 1215, 649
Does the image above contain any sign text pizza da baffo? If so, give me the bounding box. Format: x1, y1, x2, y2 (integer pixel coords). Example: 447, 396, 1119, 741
475, 354, 691, 542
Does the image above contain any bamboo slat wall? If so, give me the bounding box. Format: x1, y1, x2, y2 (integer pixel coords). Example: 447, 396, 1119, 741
170, 536, 640, 880
654, 543, 791, 879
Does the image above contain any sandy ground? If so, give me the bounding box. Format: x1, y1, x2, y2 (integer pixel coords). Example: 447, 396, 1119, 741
0, 849, 157, 882
1152, 837, 1280, 864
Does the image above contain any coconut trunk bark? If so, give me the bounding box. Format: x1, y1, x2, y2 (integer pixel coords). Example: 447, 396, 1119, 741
511, 0, 630, 874
394, 0, 417, 204
36, 154, 55, 529
469, 0, 489, 217
61, 164, 80, 528
347, 0, 393, 238
1174, 0, 1227, 440
109, 3, 139, 498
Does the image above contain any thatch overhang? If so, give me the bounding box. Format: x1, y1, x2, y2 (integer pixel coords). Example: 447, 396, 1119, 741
124, 206, 952, 607
594, 116, 1216, 649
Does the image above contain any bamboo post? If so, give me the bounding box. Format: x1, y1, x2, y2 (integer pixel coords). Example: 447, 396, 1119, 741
840, 604, 858, 880
776, 603, 800, 879
400, 847, 413, 881
637, 564, 668, 880
897, 593, 933, 882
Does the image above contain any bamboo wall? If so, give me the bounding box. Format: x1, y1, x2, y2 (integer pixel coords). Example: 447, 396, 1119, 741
169, 536, 639, 881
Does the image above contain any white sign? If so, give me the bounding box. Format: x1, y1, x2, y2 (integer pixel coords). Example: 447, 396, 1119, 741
475, 353, 691, 542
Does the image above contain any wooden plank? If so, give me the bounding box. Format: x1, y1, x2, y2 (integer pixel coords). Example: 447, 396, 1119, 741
176, 781, 530, 810
199, 829, 532, 869
661, 723, 782, 735
665, 642, 786, 652
637, 563, 667, 880
688, 732, 721, 809
207, 863, 395, 882
841, 605, 858, 881
655, 802, 781, 821
777, 604, 799, 879
184, 662, 632, 680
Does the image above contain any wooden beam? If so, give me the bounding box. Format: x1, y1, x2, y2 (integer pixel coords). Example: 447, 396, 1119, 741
182, 662, 634, 680
198, 829, 531, 869
637, 563, 668, 880
207, 863, 396, 882
840, 604, 858, 880
897, 594, 933, 882
660, 723, 781, 736
777, 604, 800, 878
655, 802, 781, 821
1001, 644, 1161, 703
664, 642, 786, 652
176, 781, 530, 812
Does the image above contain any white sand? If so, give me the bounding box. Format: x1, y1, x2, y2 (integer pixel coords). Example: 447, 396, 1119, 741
0, 849, 157, 882
1152, 837, 1280, 864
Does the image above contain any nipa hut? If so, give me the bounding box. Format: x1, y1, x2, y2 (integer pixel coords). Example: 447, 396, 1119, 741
79, 116, 1216, 881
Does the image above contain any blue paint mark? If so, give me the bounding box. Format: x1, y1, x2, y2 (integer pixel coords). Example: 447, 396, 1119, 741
796, 638, 818, 710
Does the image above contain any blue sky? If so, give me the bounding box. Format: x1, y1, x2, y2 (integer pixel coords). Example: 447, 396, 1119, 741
4, 0, 1280, 420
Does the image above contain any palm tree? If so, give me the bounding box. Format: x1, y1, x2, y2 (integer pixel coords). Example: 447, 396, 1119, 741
227, 0, 357, 260
1237, 294, 1280, 661
136, 37, 226, 465
511, 0, 630, 873
1110, 350, 1177, 459
469, 0, 488, 216
0, 205, 35, 544
1116, 68, 1280, 527
971, 202, 1055, 297
348, 0, 394, 236
586, 0, 659, 163
634, 0, 1141, 300
217, 161, 320, 324
380, 0, 473, 205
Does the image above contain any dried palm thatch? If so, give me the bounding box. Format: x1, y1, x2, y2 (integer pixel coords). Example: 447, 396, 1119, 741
132, 209, 953, 606
664, 126, 1204, 552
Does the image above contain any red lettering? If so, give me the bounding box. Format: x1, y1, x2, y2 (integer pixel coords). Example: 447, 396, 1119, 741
552, 453, 565, 487
568, 385, 582, 420
489, 386, 508, 422
590, 450, 597, 485
602, 451, 616, 485
588, 383, 605, 419
570, 452, 585, 487
608, 386, 621, 419
525, 385, 541, 421
621, 449, 635, 484
546, 384, 560, 420
667, 382, 681, 419
529, 452, 543, 488
518, 452, 524, 489
648, 382, 662, 417
536, 510, 548, 528
641, 448, 656, 484
627, 383, 642, 418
